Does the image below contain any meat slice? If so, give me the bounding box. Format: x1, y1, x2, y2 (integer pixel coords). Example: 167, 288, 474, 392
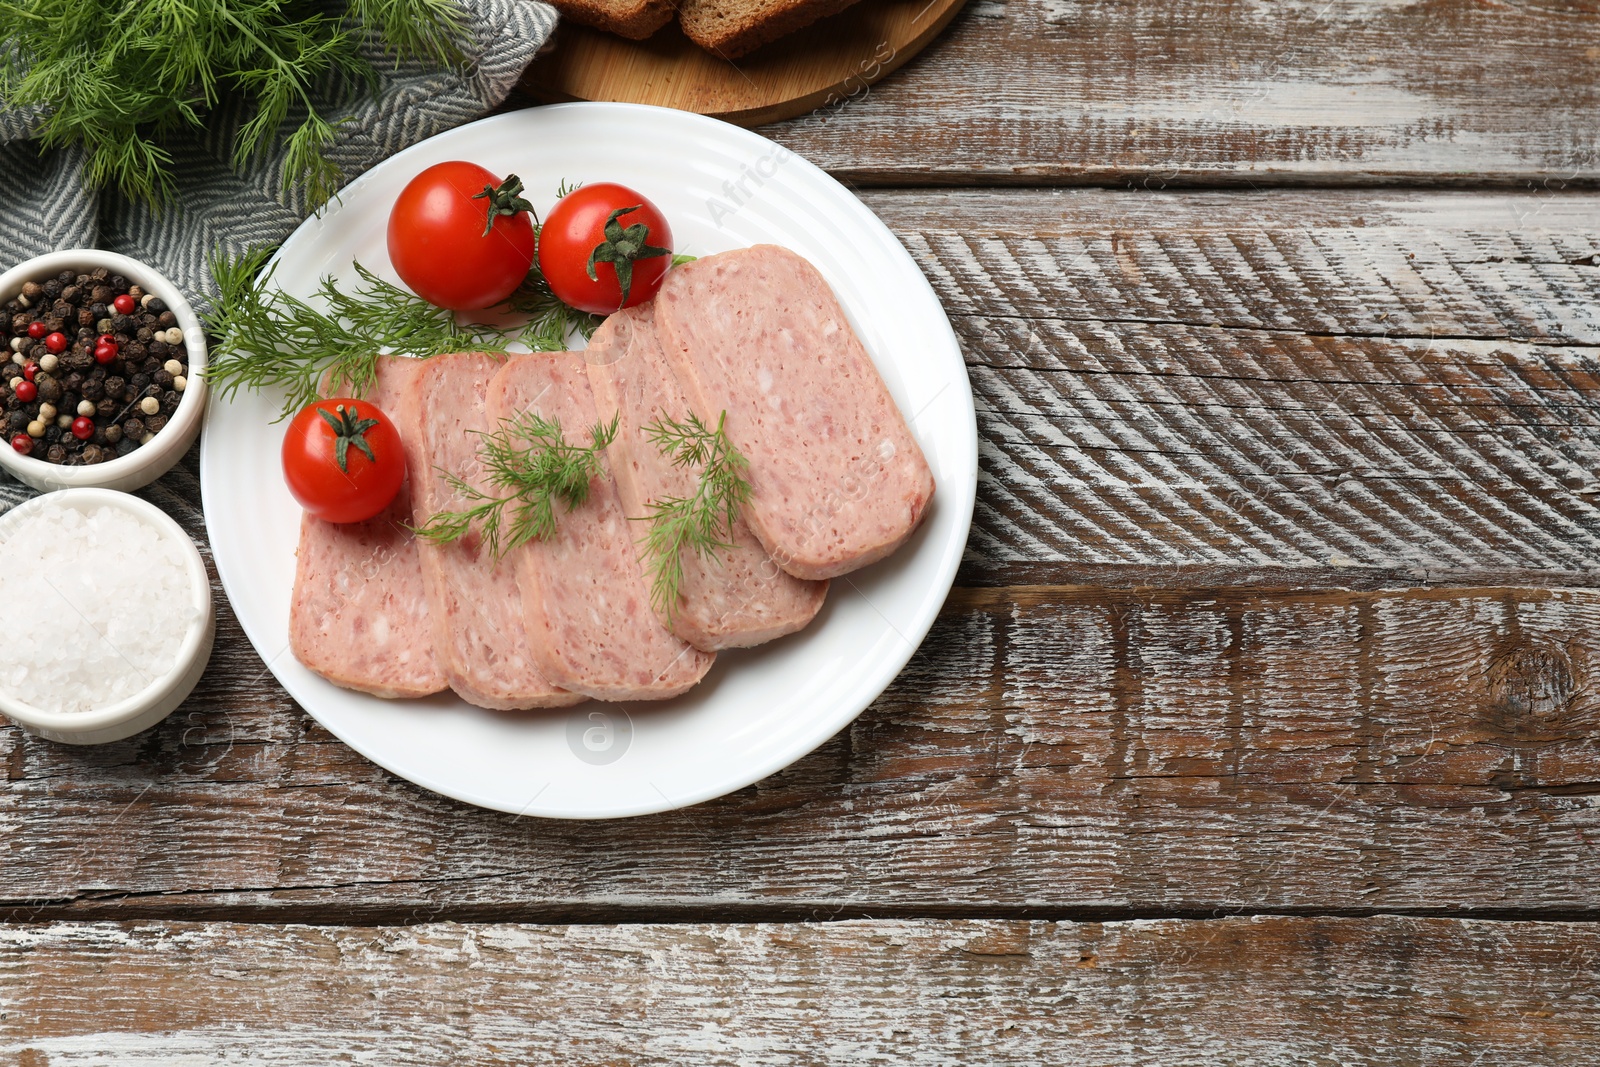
586, 305, 827, 651
654, 245, 936, 580
289, 356, 446, 698
487, 352, 715, 701
403, 352, 582, 711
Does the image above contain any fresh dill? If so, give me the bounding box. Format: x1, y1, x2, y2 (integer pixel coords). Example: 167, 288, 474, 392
639, 411, 752, 618
502, 257, 604, 351
207, 246, 521, 420
206, 245, 594, 420
0, 0, 469, 205
413, 411, 620, 557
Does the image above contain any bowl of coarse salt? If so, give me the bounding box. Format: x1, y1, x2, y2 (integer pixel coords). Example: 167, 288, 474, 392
0, 488, 213, 744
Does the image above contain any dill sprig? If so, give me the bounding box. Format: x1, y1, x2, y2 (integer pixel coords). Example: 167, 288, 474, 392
205, 246, 527, 421
639, 411, 753, 618
502, 262, 603, 351
0, 0, 469, 205
414, 411, 620, 557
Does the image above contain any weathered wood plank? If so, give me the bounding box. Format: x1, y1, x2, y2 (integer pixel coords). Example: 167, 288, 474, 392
753, 0, 1600, 185
8, 584, 1600, 920
859, 189, 1600, 585
3, 917, 1597, 1063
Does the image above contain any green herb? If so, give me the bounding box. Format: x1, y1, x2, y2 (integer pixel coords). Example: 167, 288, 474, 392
206, 246, 589, 421
503, 247, 604, 350
206, 246, 520, 420
639, 411, 752, 618
414, 411, 620, 557
0, 0, 468, 205
586, 206, 672, 307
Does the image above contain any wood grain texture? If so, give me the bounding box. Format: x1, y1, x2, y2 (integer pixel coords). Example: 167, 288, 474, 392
521, 0, 968, 126
9, 580, 1600, 920
856, 189, 1600, 586
752, 0, 1600, 185
5, 190, 1600, 920
4, 917, 1599, 1063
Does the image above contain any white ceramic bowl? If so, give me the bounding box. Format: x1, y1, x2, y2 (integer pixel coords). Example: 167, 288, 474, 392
0, 488, 215, 745
0, 250, 208, 492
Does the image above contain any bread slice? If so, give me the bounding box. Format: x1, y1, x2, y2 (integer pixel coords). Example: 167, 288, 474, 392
678, 0, 864, 57
550, 0, 674, 40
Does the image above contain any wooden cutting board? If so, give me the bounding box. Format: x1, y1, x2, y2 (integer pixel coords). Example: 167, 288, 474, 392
520, 0, 969, 127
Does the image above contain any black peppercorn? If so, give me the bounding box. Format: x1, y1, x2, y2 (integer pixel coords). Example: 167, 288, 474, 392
75, 308, 94, 328
95, 397, 117, 419
131, 373, 151, 392
37, 378, 61, 404
45, 443, 66, 463
145, 297, 167, 314
41, 279, 62, 299
6, 411, 26, 433
114, 437, 137, 456
104, 424, 123, 444
156, 311, 176, 328
103, 375, 125, 399
80, 377, 104, 402
123, 417, 144, 439
144, 414, 168, 435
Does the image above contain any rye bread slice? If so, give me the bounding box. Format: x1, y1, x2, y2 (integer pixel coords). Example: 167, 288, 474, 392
550, 0, 675, 40
677, 0, 864, 58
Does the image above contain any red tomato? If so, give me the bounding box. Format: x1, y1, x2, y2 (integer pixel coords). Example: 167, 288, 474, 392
282, 399, 406, 524
537, 183, 673, 315
387, 161, 537, 311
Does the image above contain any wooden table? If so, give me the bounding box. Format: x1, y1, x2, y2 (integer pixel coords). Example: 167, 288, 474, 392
6, 0, 1600, 1059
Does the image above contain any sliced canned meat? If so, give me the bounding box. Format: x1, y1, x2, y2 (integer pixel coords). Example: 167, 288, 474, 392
404, 352, 582, 710
487, 351, 715, 701
654, 244, 935, 580
586, 304, 827, 651
289, 356, 446, 699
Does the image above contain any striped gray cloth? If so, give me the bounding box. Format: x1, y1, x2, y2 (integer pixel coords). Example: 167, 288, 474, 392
0, 0, 557, 304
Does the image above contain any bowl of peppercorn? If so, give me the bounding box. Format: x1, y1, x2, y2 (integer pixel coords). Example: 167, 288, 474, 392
0, 249, 207, 493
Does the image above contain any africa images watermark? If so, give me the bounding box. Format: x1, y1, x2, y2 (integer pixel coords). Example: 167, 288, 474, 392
705, 40, 898, 230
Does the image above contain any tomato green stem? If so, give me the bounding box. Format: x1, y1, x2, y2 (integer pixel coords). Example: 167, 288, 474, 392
585, 205, 671, 308
473, 174, 536, 238
318, 404, 381, 473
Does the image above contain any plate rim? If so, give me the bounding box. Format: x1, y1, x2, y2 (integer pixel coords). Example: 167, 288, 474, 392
201, 101, 977, 819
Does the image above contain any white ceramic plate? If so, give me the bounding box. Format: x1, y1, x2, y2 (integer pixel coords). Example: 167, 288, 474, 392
202, 103, 976, 819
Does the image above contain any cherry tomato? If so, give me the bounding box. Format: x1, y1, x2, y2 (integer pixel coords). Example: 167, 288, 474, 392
70, 416, 94, 440
537, 183, 673, 315
282, 398, 406, 524
26, 322, 45, 340
13, 380, 36, 403
10, 433, 31, 455
44, 332, 66, 354
112, 294, 136, 315
386, 161, 537, 311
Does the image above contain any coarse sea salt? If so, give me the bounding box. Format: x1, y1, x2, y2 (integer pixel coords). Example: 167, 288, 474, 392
0, 501, 200, 714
